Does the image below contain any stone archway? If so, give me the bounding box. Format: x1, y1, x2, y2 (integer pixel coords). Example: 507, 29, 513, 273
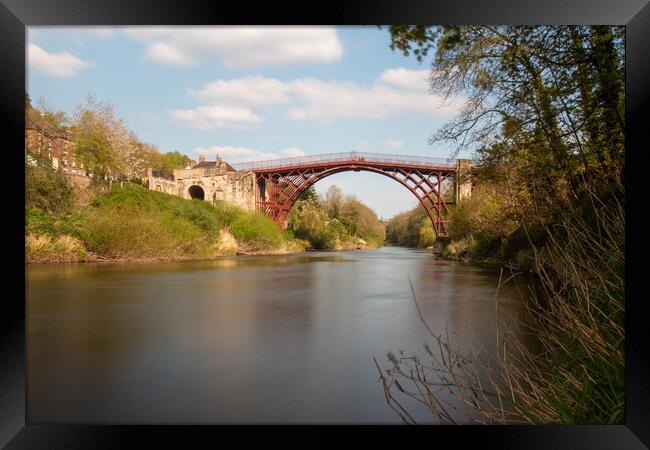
188, 185, 205, 200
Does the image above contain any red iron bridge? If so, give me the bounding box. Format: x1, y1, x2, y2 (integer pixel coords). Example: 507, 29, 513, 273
231, 151, 473, 237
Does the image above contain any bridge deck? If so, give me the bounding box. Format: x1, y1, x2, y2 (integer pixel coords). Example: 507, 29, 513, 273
231, 151, 458, 172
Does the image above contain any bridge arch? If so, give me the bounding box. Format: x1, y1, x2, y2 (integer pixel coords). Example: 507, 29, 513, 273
188, 185, 205, 200
255, 164, 454, 237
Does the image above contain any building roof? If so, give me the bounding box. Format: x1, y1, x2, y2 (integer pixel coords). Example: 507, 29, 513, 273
191, 160, 236, 171
25, 117, 71, 140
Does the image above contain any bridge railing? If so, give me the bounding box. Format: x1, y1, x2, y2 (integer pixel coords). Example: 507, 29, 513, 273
231, 151, 458, 172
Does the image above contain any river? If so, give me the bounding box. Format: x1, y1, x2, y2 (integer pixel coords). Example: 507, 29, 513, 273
26, 246, 528, 424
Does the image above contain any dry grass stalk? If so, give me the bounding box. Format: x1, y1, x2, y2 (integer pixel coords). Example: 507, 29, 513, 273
375, 185, 624, 425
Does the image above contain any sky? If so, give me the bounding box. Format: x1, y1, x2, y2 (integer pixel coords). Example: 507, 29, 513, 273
26, 26, 469, 218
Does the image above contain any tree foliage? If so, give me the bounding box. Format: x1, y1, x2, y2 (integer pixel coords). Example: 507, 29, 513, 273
288, 185, 385, 249
390, 25, 624, 199
150, 150, 193, 178
385, 206, 436, 248
25, 162, 75, 214
28, 93, 192, 184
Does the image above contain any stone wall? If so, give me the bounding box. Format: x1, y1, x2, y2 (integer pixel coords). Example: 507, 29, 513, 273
455, 159, 473, 202
65, 173, 92, 188
147, 168, 256, 211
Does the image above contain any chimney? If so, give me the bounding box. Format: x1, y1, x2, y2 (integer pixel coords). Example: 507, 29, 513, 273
199, 153, 205, 164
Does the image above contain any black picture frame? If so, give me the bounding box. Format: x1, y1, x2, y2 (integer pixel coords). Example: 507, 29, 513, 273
2, 0, 648, 447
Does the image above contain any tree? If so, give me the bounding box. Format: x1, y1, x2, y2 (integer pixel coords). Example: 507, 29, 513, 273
71, 94, 121, 182
322, 185, 344, 219
389, 25, 624, 197
154, 151, 192, 178
71, 93, 160, 182
297, 186, 319, 205
339, 196, 385, 244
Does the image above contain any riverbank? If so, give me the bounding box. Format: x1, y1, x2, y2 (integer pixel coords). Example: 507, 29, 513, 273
26, 183, 307, 264
435, 241, 515, 271
26, 238, 307, 264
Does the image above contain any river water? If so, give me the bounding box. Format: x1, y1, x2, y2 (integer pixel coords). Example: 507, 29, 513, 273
27, 247, 528, 424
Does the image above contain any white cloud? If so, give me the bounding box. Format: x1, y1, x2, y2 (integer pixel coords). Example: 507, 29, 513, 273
185, 68, 463, 123
146, 42, 194, 66
169, 105, 263, 130
196, 145, 305, 163
284, 76, 460, 122
123, 26, 342, 68
378, 68, 430, 91
379, 139, 405, 149
27, 43, 91, 78
190, 76, 291, 105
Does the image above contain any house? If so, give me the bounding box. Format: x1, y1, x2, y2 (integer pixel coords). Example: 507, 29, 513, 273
25, 117, 91, 187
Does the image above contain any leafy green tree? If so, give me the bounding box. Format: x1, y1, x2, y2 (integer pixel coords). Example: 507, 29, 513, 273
71, 94, 123, 182
155, 151, 192, 177
322, 185, 344, 219
297, 186, 319, 205
72, 111, 119, 183
339, 197, 385, 245
389, 25, 624, 196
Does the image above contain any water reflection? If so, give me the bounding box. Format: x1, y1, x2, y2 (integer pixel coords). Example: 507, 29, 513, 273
27, 247, 528, 423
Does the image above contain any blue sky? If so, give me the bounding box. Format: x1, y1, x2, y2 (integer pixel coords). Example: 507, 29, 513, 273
27, 26, 469, 218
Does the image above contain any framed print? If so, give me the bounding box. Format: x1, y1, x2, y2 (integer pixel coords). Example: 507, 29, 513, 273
2, 0, 648, 447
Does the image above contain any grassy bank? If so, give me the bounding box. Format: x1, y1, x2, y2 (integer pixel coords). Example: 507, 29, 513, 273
26, 179, 304, 263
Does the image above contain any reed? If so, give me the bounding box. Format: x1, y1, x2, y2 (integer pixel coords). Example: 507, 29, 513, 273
375, 184, 625, 424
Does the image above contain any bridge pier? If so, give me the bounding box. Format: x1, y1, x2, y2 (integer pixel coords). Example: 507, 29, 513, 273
455, 159, 473, 203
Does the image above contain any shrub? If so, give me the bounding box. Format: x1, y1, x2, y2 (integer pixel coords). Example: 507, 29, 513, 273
80, 184, 288, 258
26, 210, 84, 239
81, 204, 209, 259
25, 163, 75, 213
447, 183, 515, 244
229, 211, 285, 251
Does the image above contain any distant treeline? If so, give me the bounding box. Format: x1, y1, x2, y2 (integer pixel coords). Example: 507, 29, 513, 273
384, 206, 435, 249
288, 186, 385, 250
